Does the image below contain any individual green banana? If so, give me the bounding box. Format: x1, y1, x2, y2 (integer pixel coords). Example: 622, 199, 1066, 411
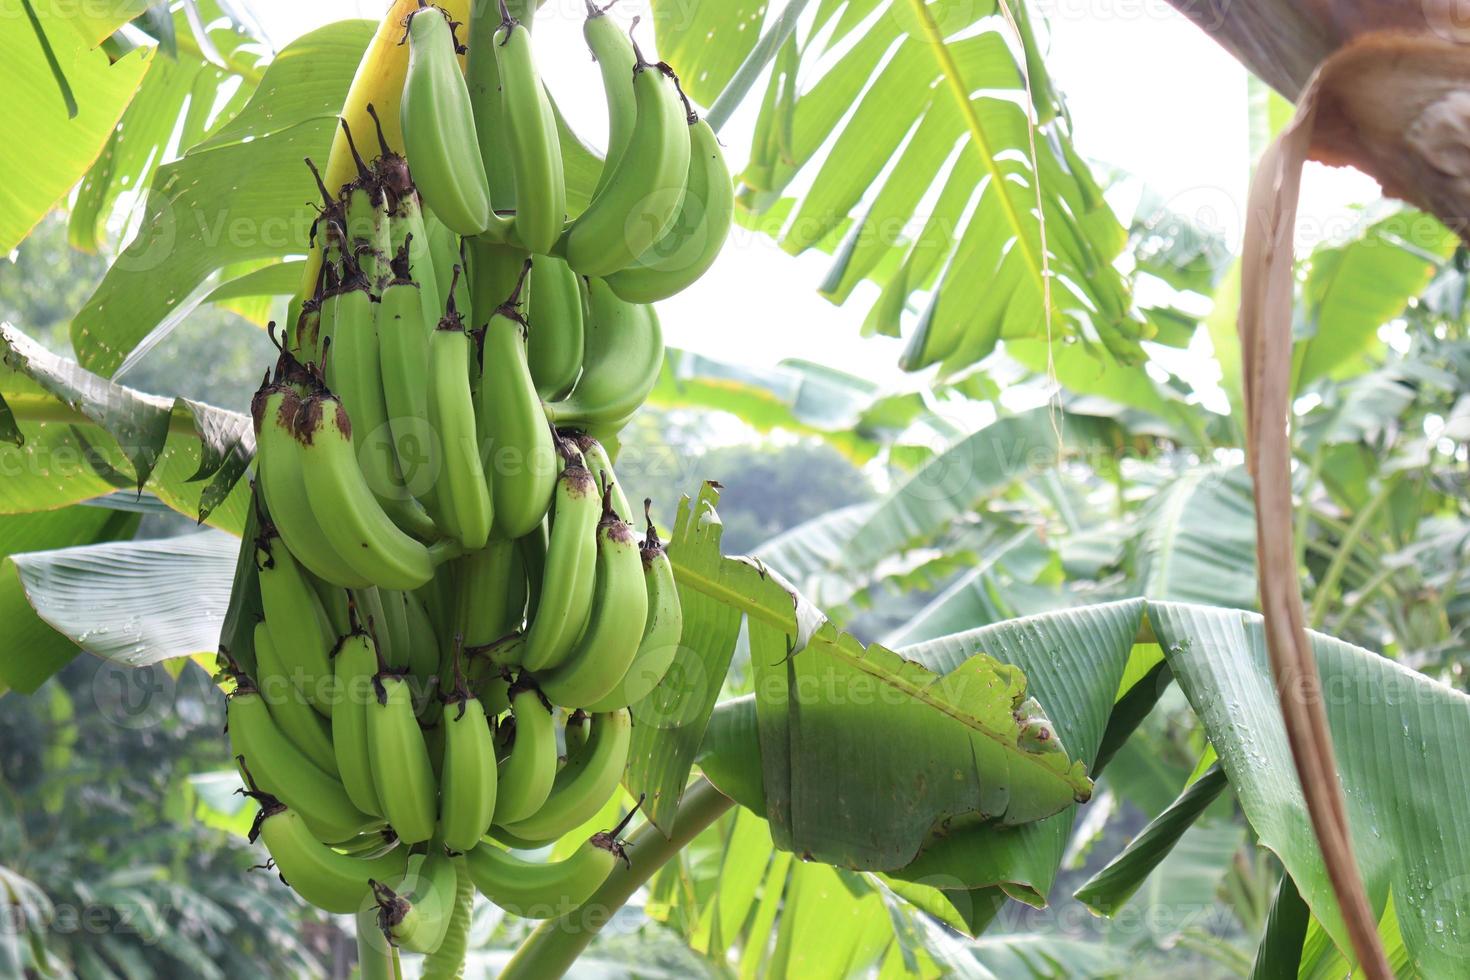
566, 431, 630, 519
296, 391, 449, 590
337, 118, 394, 288
401, 3, 498, 237
467, 807, 637, 918
366, 102, 442, 322
372, 848, 457, 953
546, 279, 663, 429
492, 676, 558, 825
252, 623, 336, 772
332, 631, 386, 818
254, 800, 407, 914
429, 270, 494, 550
377, 262, 441, 511
312, 578, 353, 637
228, 685, 378, 843
493, 0, 566, 254
420, 857, 473, 978
520, 445, 600, 671
352, 587, 399, 669
366, 669, 440, 845
475, 263, 557, 540
562, 45, 690, 277
379, 589, 413, 668
526, 254, 584, 400
498, 708, 632, 842
455, 537, 517, 649
606, 112, 733, 303
537, 497, 647, 709
465, 0, 515, 209
582, 0, 638, 197
564, 708, 590, 755
422, 210, 462, 319
252, 379, 371, 588
403, 590, 444, 681
438, 641, 498, 853
586, 508, 683, 711
321, 257, 438, 541
256, 532, 338, 716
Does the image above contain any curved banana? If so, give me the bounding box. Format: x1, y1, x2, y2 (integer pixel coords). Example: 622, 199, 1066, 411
228, 686, 377, 843
526, 254, 585, 400
429, 273, 494, 550
521, 445, 600, 672
606, 112, 733, 303
255, 801, 407, 914
566, 432, 630, 519
256, 533, 337, 716
582, 0, 638, 197
296, 391, 448, 590
401, 4, 497, 237
252, 623, 336, 772
465, 831, 624, 919
321, 259, 438, 540
498, 708, 632, 842
420, 857, 473, 978
252, 380, 370, 588
456, 537, 517, 650
493, 1, 566, 254
475, 264, 557, 540
438, 643, 498, 853
332, 631, 386, 818
377, 268, 440, 514
372, 849, 457, 953
563, 47, 690, 277
537, 500, 647, 709
492, 677, 558, 825
586, 512, 683, 711
546, 279, 663, 429
338, 118, 393, 289
366, 102, 442, 319
366, 670, 439, 845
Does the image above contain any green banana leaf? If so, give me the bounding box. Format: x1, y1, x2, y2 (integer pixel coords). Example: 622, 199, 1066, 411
0, 1, 152, 253
1148, 600, 1470, 973
0, 323, 251, 530
1134, 463, 1258, 611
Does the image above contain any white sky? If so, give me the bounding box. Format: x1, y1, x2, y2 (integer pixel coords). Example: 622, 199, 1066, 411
244, 0, 1384, 387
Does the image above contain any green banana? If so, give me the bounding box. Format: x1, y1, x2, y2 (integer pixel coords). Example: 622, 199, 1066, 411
296, 391, 447, 590
254, 800, 407, 914
526, 254, 584, 400
428, 271, 494, 550
606, 112, 733, 303
456, 537, 517, 649
256, 532, 338, 716
498, 708, 632, 842
582, 0, 638, 197
312, 578, 353, 637
252, 379, 370, 588
546, 278, 663, 429
332, 631, 386, 818
337, 117, 393, 289
377, 264, 440, 511
379, 589, 413, 668
562, 45, 690, 277
566, 431, 630, 519
403, 590, 444, 681
520, 444, 600, 672
420, 857, 473, 978
366, 669, 439, 845
586, 509, 683, 711
252, 622, 336, 772
475, 262, 557, 540
467, 807, 638, 918
438, 642, 498, 853
465, 0, 515, 208
493, 0, 566, 254
228, 686, 377, 843
352, 587, 399, 669
537, 496, 647, 709
564, 708, 590, 755
492, 676, 558, 825
371, 848, 457, 953
320, 256, 438, 541
422, 209, 462, 319
401, 3, 499, 237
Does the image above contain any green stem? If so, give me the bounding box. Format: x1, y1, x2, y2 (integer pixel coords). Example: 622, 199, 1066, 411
500, 778, 735, 979
1308, 476, 1399, 628
706, 0, 813, 132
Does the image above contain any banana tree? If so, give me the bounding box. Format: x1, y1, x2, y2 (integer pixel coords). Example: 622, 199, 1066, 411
4, 0, 1470, 977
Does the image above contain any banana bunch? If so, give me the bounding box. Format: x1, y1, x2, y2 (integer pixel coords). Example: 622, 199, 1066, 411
226, 1, 722, 964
